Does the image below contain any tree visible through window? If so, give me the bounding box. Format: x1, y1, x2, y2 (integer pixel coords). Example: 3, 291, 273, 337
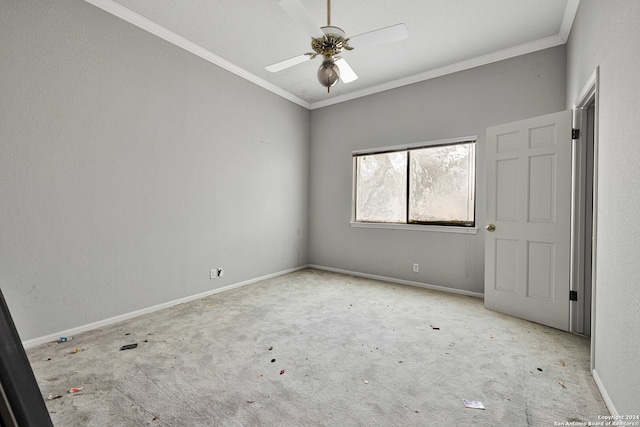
354, 140, 475, 226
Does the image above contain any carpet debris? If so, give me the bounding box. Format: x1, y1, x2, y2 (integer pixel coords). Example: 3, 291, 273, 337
558, 381, 567, 389
462, 399, 485, 410
363, 380, 369, 384
247, 400, 256, 404
57, 336, 73, 343
68, 387, 83, 395
120, 343, 138, 351
271, 359, 276, 363
537, 368, 543, 372
560, 360, 566, 366
47, 394, 63, 400
268, 346, 273, 351
429, 325, 440, 330
279, 370, 285, 375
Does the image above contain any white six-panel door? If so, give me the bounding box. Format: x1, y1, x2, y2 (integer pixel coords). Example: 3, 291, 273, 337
485, 110, 572, 331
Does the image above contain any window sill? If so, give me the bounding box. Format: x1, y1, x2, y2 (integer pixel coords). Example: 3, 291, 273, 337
350, 222, 478, 235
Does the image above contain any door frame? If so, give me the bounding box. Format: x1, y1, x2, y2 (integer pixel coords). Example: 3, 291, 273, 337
570, 67, 599, 371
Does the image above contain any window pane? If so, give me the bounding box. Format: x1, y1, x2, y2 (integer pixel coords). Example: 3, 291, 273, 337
355, 152, 407, 222
409, 143, 475, 225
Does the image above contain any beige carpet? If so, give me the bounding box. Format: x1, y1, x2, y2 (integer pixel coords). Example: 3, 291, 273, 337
26, 269, 608, 426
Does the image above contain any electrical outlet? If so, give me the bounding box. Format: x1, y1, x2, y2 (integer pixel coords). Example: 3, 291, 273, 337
217, 268, 224, 278
413, 263, 419, 273
210, 269, 217, 279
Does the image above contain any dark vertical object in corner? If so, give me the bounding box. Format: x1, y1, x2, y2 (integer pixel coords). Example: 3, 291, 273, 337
0, 290, 53, 427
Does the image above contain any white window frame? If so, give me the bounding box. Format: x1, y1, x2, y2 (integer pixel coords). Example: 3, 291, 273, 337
351, 135, 478, 235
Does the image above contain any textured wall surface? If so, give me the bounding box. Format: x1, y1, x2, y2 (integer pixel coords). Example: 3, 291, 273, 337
0, 1, 310, 341
567, 0, 640, 415
309, 46, 566, 294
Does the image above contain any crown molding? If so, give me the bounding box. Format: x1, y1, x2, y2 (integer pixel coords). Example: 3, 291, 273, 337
310, 34, 567, 109
559, 0, 580, 42
83, 0, 311, 109
85, 0, 577, 111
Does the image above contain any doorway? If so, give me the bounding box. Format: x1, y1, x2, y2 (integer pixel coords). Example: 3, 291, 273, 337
570, 68, 599, 357
571, 103, 595, 336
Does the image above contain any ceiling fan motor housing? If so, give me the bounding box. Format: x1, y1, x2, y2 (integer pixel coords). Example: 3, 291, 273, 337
311, 26, 353, 60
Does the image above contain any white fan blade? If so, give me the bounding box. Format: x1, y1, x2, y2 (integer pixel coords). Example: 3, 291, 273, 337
279, 0, 324, 39
335, 58, 358, 83
265, 54, 312, 73
348, 23, 408, 49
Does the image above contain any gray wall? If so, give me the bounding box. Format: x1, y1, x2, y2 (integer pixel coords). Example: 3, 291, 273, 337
567, 0, 640, 415
0, 1, 310, 341
309, 46, 566, 294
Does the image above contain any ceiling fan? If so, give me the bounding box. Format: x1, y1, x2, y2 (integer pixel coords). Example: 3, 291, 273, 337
266, 0, 408, 93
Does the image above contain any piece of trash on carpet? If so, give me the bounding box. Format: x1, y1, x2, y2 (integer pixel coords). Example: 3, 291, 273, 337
69, 387, 84, 395
120, 343, 138, 351
268, 346, 273, 351
47, 394, 63, 400
247, 400, 256, 404
559, 360, 566, 366
429, 325, 440, 330
558, 381, 567, 389
363, 380, 369, 384
279, 369, 285, 375
271, 359, 276, 363
463, 399, 485, 410
57, 336, 73, 343
537, 368, 543, 372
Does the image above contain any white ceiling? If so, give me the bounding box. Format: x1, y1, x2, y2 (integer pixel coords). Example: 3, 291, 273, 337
86, 0, 579, 109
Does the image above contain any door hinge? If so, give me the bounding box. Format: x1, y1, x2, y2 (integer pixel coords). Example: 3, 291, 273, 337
572, 128, 580, 139
569, 290, 578, 301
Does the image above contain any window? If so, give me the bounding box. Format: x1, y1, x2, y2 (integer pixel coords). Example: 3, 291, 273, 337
353, 138, 476, 227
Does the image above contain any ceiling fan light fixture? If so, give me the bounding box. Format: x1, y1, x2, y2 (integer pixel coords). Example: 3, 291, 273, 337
270, 0, 407, 95
317, 59, 340, 91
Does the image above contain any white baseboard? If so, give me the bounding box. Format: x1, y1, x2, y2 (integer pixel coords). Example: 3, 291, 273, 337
308, 264, 484, 299
22, 265, 308, 349
592, 369, 618, 417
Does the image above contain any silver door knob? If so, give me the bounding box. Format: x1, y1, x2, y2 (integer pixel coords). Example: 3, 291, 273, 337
486, 224, 496, 232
